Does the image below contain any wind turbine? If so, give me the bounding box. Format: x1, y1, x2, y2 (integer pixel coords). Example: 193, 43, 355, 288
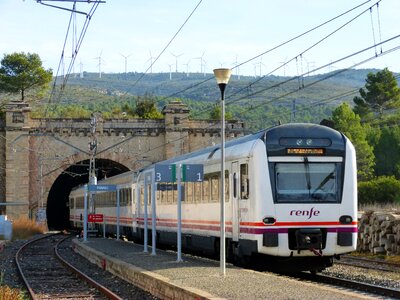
79, 61, 84, 79
254, 57, 266, 77
279, 56, 288, 77
120, 53, 132, 75
145, 51, 154, 74
167, 63, 173, 80
183, 59, 190, 77
170, 52, 183, 73
93, 50, 104, 78
202, 59, 207, 76
233, 55, 240, 80
194, 51, 205, 74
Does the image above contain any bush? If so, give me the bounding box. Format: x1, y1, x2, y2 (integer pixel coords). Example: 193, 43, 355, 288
0, 285, 25, 300
358, 176, 400, 205
11, 217, 47, 241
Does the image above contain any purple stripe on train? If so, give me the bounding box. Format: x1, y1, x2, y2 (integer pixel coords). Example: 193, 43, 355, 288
241, 227, 358, 234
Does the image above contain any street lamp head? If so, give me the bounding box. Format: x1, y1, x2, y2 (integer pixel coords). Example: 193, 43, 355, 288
213, 68, 232, 85
213, 68, 232, 100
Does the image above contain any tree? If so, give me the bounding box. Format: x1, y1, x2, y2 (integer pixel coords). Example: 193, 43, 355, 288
374, 125, 400, 178
0, 52, 52, 101
353, 68, 400, 118
331, 103, 375, 181
209, 103, 233, 120
134, 95, 163, 119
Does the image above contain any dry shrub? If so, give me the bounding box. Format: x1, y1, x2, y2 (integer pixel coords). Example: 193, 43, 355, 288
11, 217, 47, 241
0, 285, 25, 300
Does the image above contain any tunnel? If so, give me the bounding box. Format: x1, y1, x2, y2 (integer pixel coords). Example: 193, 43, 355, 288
46, 158, 130, 230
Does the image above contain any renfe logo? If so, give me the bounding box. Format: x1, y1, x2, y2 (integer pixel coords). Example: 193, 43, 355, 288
290, 207, 320, 219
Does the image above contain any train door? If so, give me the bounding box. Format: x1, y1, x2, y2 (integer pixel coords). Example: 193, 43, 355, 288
231, 162, 240, 242
131, 185, 137, 227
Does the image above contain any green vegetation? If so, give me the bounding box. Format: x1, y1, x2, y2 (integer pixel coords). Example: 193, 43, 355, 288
2, 52, 400, 206
0, 52, 52, 102
358, 176, 400, 205
328, 68, 400, 206
353, 68, 400, 118
331, 103, 375, 181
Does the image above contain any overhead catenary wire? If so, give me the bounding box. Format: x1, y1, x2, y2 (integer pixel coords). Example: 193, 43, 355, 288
11, 0, 395, 172
45, 0, 102, 105
156, 0, 382, 124
125, 38, 400, 160
122, 0, 203, 97
43, 1, 400, 162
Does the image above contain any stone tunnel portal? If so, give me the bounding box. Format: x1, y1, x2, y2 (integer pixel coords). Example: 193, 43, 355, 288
46, 159, 130, 230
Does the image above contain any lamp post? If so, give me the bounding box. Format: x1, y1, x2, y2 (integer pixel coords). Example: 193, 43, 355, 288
213, 68, 232, 276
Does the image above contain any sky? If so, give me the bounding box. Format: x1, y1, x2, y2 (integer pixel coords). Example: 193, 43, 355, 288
1, 0, 400, 78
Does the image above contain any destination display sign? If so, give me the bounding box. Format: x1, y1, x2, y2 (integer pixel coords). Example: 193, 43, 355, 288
286, 148, 325, 155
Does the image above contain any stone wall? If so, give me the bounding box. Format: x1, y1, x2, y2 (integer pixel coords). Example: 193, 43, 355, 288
0, 101, 248, 220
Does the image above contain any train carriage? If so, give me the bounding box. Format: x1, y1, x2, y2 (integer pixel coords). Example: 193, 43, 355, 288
70, 123, 357, 272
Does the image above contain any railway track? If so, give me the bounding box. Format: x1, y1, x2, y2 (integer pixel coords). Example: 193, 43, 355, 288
336, 254, 400, 273
15, 232, 122, 300
295, 271, 400, 299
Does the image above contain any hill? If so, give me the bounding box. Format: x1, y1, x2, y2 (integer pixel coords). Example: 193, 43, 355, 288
44, 68, 392, 131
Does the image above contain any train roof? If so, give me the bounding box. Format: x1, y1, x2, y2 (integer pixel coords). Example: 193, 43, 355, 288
70, 123, 345, 192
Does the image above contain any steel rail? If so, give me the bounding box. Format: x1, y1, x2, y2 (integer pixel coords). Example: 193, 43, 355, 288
54, 234, 123, 300
15, 232, 123, 300
297, 272, 400, 299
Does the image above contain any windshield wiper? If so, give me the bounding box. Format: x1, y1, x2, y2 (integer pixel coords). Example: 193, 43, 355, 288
304, 157, 311, 197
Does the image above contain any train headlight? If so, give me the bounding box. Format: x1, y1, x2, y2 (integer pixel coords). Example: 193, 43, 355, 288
262, 217, 276, 225
339, 215, 353, 224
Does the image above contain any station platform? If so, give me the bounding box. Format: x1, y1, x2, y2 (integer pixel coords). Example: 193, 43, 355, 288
72, 238, 373, 300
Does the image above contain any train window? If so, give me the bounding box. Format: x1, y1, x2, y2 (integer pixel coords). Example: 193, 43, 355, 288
211, 173, 219, 202
140, 187, 144, 206
186, 182, 193, 203
203, 176, 210, 202
274, 162, 339, 203
240, 164, 249, 199
69, 198, 74, 209
76, 196, 84, 209
119, 190, 123, 206
167, 184, 173, 204
111, 192, 115, 206
194, 182, 202, 203
225, 171, 229, 202
233, 173, 237, 198
147, 184, 152, 205
158, 184, 167, 204
127, 188, 132, 204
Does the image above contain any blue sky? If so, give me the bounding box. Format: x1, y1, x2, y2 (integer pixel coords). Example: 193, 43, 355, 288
1, 0, 399, 77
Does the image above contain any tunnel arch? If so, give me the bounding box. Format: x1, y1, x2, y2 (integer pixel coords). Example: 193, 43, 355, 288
46, 158, 130, 230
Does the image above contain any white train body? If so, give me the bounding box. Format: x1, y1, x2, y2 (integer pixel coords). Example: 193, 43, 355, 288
70, 123, 357, 271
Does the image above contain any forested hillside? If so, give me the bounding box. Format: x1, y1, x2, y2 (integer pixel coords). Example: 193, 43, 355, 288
43, 68, 384, 131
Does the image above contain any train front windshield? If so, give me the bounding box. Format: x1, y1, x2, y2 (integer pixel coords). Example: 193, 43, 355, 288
274, 162, 340, 203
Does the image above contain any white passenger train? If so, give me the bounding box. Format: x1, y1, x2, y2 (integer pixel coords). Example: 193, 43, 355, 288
69, 123, 357, 272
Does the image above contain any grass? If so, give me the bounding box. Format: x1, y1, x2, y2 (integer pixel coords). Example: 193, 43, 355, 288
0, 273, 26, 300
358, 203, 400, 213
0, 285, 26, 300
11, 217, 47, 241
0, 218, 45, 300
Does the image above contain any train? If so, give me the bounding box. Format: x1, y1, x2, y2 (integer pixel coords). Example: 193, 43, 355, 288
69, 123, 358, 272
